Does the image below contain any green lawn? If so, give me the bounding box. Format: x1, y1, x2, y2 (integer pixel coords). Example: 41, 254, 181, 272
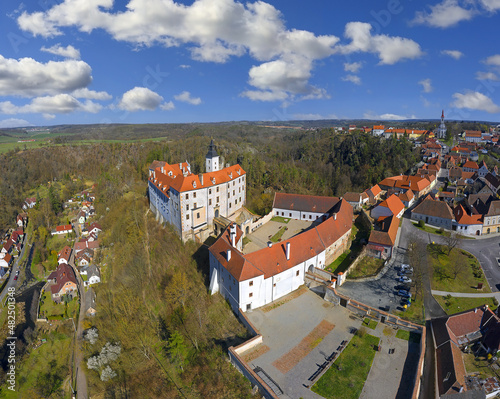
413, 222, 450, 236
347, 257, 385, 279
270, 216, 290, 224
395, 329, 421, 343
362, 318, 378, 330
0, 331, 72, 398
434, 295, 497, 315
327, 250, 352, 274
312, 333, 380, 399
428, 245, 490, 293
270, 226, 287, 243
39, 292, 79, 320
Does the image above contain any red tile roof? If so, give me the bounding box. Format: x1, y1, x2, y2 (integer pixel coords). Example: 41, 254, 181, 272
462, 160, 479, 170
376, 194, 405, 216
49, 263, 77, 295
56, 224, 72, 232
453, 204, 483, 225
209, 199, 353, 282
58, 246, 72, 261
368, 215, 399, 247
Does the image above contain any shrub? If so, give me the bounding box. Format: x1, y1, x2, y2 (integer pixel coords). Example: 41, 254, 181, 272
356, 327, 366, 338
418, 220, 425, 228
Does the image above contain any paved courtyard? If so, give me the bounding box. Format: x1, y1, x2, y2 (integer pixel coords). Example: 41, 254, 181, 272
242, 289, 420, 399
242, 218, 313, 254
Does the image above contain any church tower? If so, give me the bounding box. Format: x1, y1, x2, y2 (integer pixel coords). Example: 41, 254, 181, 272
437, 109, 447, 139
206, 139, 220, 173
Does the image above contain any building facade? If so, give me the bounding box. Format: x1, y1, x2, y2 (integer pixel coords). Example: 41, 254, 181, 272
149, 140, 247, 242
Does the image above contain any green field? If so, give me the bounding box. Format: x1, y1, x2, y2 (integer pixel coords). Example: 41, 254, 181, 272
434, 295, 497, 315
347, 257, 385, 279
312, 333, 380, 399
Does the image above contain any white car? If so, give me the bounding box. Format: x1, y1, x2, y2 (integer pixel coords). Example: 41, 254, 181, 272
398, 276, 412, 283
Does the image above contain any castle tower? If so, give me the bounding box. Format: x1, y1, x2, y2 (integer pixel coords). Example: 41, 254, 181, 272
437, 109, 447, 139
206, 139, 220, 173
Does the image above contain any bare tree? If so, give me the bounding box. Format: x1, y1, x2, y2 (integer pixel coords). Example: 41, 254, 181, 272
443, 232, 459, 256
450, 250, 468, 280
407, 237, 429, 301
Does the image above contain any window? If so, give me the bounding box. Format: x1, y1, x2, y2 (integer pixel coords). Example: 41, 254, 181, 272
233, 181, 235, 186
193, 192, 197, 198
186, 204, 189, 211
249, 293, 253, 297
194, 203, 197, 208
246, 304, 251, 311
233, 190, 235, 196
273, 283, 276, 287
209, 189, 212, 195
235, 200, 238, 205
217, 187, 219, 192
229, 203, 232, 208
289, 213, 292, 217
217, 196, 219, 202
197, 212, 200, 219
209, 199, 212, 206
282, 212, 284, 216
296, 271, 300, 276
186, 193, 189, 200
228, 192, 230, 198
249, 281, 253, 286
239, 187, 241, 193
309, 215, 312, 220
186, 214, 189, 220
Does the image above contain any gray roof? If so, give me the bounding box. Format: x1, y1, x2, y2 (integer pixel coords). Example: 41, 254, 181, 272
273, 192, 340, 213
206, 139, 218, 158
412, 198, 454, 220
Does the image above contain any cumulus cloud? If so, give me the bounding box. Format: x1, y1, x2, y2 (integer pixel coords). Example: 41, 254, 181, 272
476, 71, 499, 81
0, 94, 102, 115
41, 43, 80, 59
441, 49, 464, 59
335, 22, 423, 65
411, 0, 475, 28
160, 101, 175, 110
419, 78, 433, 93
117, 87, 167, 111
174, 91, 201, 105
342, 75, 361, 85
452, 91, 500, 113
484, 54, 500, 66
0, 118, 32, 128
0, 54, 92, 97
344, 62, 362, 73
16, 0, 423, 102
71, 88, 112, 100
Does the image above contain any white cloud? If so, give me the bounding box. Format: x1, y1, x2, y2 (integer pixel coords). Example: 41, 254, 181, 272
344, 62, 362, 73
71, 88, 112, 100
342, 75, 361, 85
117, 87, 165, 111
484, 54, 500, 66
452, 91, 500, 113
476, 71, 499, 81
174, 91, 201, 105
419, 78, 433, 93
16, 1, 422, 101
41, 43, 80, 59
0, 118, 32, 128
364, 111, 416, 120
336, 22, 423, 65
0, 54, 92, 97
0, 94, 102, 115
160, 101, 175, 110
411, 0, 474, 28
179, 64, 191, 69
479, 0, 500, 11
441, 49, 464, 59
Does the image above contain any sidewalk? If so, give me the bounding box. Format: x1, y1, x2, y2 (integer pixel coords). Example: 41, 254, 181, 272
431, 290, 500, 300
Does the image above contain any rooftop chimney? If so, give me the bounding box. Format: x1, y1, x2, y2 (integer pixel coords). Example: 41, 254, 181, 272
161, 166, 164, 174
179, 162, 182, 169
333, 213, 337, 221
268, 242, 273, 248
286, 242, 290, 261
200, 174, 204, 186
227, 249, 231, 261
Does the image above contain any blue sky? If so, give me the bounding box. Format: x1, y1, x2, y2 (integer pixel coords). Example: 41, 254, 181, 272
1, 0, 500, 127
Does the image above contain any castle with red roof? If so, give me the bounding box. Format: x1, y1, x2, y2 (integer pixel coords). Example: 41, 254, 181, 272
148, 140, 246, 242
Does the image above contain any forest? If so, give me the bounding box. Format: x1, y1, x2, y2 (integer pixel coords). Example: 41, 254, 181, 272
0, 122, 479, 397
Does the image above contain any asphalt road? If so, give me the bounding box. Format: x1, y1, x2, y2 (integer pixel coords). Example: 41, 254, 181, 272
0, 232, 30, 304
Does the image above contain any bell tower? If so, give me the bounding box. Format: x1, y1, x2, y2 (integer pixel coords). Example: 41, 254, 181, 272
206, 139, 220, 173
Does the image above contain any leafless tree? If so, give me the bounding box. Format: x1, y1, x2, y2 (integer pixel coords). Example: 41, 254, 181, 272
443, 232, 460, 256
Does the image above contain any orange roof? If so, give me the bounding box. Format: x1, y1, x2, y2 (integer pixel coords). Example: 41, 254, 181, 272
209, 200, 353, 282
56, 224, 72, 232
462, 160, 479, 169
454, 204, 483, 225
373, 125, 385, 130
380, 175, 430, 193
377, 194, 405, 216
399, 189, 414, 202
368, 215, 399, 246
465, 130, 482, 137
150, 162, 245, 194
369, 184, 382, 197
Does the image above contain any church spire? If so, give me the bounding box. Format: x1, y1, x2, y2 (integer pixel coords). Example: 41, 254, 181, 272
206, 139, 220, 172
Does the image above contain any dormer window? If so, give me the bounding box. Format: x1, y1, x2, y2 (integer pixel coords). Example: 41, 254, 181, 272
237, 169, 241, 175
168, 171, 173, 176
229, 172, 233, 179
193, 181, 197, 188
212, 178, 216, 184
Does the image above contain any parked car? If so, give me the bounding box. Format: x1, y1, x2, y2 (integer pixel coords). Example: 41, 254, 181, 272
395, 284, 411, 291
398, 290, 412, 298
14, 275, 18, 281
401, 264, 413, 272
398, 276, 412, 283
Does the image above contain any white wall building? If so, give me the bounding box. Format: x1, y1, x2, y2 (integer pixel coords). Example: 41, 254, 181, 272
149, 140, 247, 242
209, 199, 353, 312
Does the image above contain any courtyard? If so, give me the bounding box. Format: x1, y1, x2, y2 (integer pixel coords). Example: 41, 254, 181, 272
242, 289, 420, 399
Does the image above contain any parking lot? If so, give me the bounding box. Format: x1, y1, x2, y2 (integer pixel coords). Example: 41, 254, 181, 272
337, 247, 412, 313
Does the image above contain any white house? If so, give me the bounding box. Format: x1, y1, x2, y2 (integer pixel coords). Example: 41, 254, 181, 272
209, 199, 353, 312
272, 193, 342, 222
58, 246, 72, 265
372, 125, 385, 136
453, 204, 483, 236
149, 140, 247, 243
81, 264, 101, 286
478, 161, 489, 178
51, 224, 72, 236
